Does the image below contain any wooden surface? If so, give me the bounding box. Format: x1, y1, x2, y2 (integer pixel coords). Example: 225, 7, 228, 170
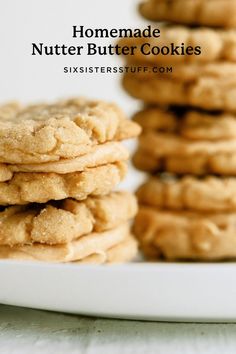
1, 305, 236, 354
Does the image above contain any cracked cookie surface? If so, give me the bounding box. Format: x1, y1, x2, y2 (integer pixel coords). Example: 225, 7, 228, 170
0, 191, 137, 246
0, 98, 141, 164
0, 162, 127, 205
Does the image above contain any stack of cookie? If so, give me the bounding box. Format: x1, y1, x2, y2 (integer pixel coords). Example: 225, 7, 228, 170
120, 0, 236, 261
0, 98, 141, 264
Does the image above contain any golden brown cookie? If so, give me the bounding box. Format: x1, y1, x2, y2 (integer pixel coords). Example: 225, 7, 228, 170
119, 26, 236, 63
0, 162, 127, 205
133, 132, 236, 175
106, 235, 138, 263
0, 142, 129, 181
0, 99, 141, 164
0, 191, 137, 246
139, 0, 236, 28
123, 63, 236, 111
77, 235, 138, 264
134, 206, 236, 261
0, 223, 131, 263
133, 107, 236, 140
137, 176, 236, 212
139, 129, 236, 157
134, 148, 236, 175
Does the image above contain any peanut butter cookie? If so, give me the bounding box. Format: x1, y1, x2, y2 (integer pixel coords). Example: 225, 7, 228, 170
139, 0, 236, 28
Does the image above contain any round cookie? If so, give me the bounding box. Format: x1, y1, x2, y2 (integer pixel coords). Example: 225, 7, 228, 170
139, 0, 236, 28
123, 63, 236, 111
134, 206, 236, 261
0, 162, 127, 205
0, 191, 137, 246
0, 99, 141, 164
119, 26, 236, 64
133, 107, 236, 140
0, 142, 129, 181
137, 176, 236, 212
133, 131, 236, 175
134, 148, 236, 175
0, 223, 131, 263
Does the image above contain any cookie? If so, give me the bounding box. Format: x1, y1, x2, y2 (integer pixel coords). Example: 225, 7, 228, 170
119, 26, 236, 64
77, 235, 138, 264
133, 148, 162, 172
139, 0, 236, 28
133, 107, 236, 140
133, 132, 236, 175
106, 235, 138, 263
134, 206, 236, 261
0, 191, 137, 246
137, 176, 236, 212
0, 223, 131, 263
0, 162, 127, 205
74, 252, 107, 264
123, 63, 236, 111
134, 146, 236, 175
0, 99, 141, 164
0, 142, 129, 181
140, 130, 236, 157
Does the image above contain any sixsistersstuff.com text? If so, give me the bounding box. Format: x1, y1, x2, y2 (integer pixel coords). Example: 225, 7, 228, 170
63, 65, 173, 74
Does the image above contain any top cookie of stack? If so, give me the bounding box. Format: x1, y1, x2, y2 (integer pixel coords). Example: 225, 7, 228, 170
0, 98, 141, 264
0, 98, 140, 205
1, 98, 138, 164
120, 0, 236, 261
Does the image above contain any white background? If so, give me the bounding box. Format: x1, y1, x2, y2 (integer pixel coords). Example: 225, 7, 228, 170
0, 0, 145, 109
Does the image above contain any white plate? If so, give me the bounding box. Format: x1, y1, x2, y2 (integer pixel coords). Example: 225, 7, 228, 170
0, 260, 236, 322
